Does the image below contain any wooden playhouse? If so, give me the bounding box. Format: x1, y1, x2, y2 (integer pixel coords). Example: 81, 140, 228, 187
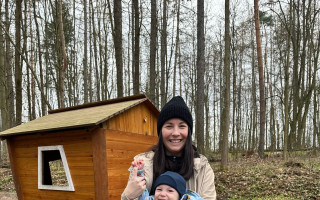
0, 94, 159, 200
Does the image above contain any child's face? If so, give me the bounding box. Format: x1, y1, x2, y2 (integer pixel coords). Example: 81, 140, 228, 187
154, 184, 180, 200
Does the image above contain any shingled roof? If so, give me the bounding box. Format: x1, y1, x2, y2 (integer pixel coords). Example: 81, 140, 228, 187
0, 94, 159, 138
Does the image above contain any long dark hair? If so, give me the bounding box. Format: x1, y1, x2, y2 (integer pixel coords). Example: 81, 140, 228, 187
152, 128, 195, 183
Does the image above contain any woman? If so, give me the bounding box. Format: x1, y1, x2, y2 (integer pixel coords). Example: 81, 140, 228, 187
122, 96, 216, 200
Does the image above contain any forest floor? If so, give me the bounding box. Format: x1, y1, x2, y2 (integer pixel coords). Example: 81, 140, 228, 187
0, 167, 16, 200
0, 152, 320, 200
213, 152, 320, 200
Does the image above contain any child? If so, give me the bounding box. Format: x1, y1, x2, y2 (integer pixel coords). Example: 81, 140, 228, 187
129, 159, 203, 200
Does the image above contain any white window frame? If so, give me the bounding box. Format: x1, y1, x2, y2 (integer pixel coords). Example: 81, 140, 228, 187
38, 145, 75, 191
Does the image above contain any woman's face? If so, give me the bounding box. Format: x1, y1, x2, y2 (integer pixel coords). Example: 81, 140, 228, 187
154, 185, 180, 200
161, 118, 188, 156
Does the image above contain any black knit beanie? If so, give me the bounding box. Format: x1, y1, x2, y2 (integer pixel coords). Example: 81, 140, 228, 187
157, 96, 193, 136
151, 171, 186, 198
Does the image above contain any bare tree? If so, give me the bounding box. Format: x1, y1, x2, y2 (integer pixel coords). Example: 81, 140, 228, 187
83, 0, 88, 103
0, 2, 6, 130
103, 2, 110, 99
248, 12, 257, 151
0, 1, 6, 164
23, 0, 31, 120
173, 0, 181, 97
4, 0, 14, 128
254, 0, 266, 159
221, 0, 231, 170
196, 0, 205, 154
15, 0, 22, 125
57, 0, 68, 108
131, 1, 134, 96
160, 0, 167, 107
33, 0, 47, 116
29, 0, 36, 120
149, 0, 157, 104
133, 0, 140, 95
90, 1, 100, 101
114, 0, 124, 97
88, 1, 93, 102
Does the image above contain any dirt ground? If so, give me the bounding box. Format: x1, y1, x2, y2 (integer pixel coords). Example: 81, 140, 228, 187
0, 167, 17, 200
0, 192, 17, 200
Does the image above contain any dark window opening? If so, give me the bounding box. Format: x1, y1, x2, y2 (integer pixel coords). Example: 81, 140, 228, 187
42, 150, 68, 186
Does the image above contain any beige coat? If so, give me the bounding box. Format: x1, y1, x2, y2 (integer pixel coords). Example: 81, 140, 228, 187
121, 151, 217, 200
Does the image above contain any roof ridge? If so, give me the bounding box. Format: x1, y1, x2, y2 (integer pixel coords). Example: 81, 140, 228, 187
48, 94, 147, 114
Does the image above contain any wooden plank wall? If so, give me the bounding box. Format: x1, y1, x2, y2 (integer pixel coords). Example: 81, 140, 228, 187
7, 129, 96, 199
105, 103, 158, 136
105, 130, 158, 200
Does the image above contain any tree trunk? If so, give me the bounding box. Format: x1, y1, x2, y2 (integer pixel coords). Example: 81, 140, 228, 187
0, 5, 6, 163
160, 0, 167, 108
205, 90, 210, 150
4, 0, 14, 128
88, 8, 93, 103
58, 0, 68, 108
149, 0, 157, 104
15, 0, 22, 125
125, 3, 130, 96
23, 0, 30, 120
284, 41, 290, 160
196, 0, 205, 154
254, 0, 266, 159
173, 0, 180, 97
90, 1, 100, 101
265, 37, 276, 151
221, 0, 230, 169
29, 1, 36, 120
133, 0, 140, 95
131, 1, 134, 96
32, 0, 47, 116
72, 0, 77, 105
83, 0, 88, 103
0, 3, 7, 130
282, 0, 293, 160
250, 24, 257, 151
114, 0, 124, 97
97, 6, 103, 101
103, 2, 109, 99
231, 23, 236, 155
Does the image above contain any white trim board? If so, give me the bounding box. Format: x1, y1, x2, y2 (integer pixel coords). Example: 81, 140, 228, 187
38, 145, 75, 191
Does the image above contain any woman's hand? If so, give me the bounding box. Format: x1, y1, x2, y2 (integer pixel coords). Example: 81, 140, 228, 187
124, 167, 146, 199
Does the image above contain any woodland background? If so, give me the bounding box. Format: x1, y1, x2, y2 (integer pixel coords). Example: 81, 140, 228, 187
0, 0, 320, 170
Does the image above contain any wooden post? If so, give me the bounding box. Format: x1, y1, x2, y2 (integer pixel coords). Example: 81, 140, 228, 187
92, 128, 109, 199
7, 138, 23, 200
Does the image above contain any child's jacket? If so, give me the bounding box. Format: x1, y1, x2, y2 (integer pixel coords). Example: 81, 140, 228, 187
129, 167, 204, 200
